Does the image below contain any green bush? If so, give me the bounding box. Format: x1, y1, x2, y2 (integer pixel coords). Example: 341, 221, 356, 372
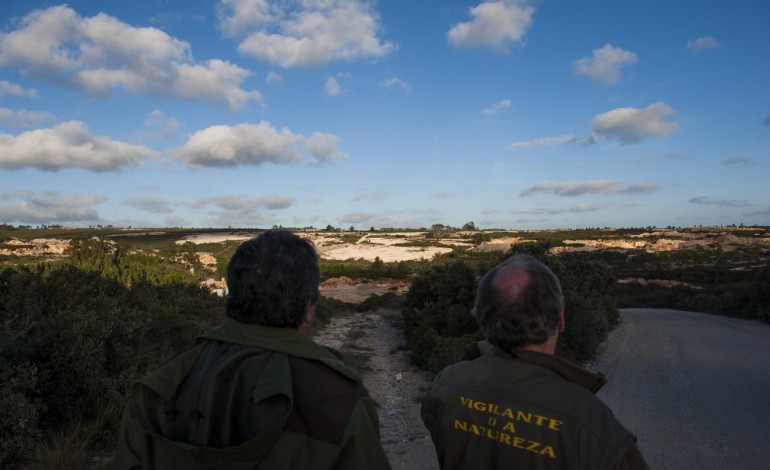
0, 266, 223, 468
401, 252, 621, 373
356, 291, 404, 312
402, 261, 480, 370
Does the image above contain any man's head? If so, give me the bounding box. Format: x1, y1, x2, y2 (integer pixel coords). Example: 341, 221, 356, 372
225, 230, 320, 328
472, 254, 565, 353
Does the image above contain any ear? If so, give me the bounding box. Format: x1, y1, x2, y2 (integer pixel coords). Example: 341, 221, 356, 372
557, 309, 566, 334
298, 300, 317, 336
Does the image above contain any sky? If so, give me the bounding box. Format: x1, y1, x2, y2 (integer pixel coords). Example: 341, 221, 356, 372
0, 0, 768, 230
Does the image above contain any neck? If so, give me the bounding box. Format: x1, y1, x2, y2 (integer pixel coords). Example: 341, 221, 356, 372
518, 334, 558, 355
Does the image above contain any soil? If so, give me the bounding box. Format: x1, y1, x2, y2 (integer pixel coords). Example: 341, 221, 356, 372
313, 312, 440, 470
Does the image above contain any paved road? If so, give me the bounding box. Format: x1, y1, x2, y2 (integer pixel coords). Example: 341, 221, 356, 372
593, 309, 770, 470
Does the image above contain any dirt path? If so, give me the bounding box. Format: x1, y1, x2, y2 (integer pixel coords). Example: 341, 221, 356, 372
593, 308, 770, 470
313, 313, 439, 469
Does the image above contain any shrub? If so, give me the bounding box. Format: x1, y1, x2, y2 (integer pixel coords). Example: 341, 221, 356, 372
356, 291, 404, 312
402, 261, 479, 370
0, 265, 223, 468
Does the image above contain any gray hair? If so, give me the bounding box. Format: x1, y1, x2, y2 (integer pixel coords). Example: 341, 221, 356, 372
472, 254, 564, 352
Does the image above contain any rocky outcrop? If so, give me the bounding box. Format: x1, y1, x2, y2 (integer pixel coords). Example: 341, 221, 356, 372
0, 238, 70, 256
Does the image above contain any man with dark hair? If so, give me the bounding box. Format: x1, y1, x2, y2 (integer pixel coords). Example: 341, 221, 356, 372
421, 254, 648, 469
116, 230, 390, 469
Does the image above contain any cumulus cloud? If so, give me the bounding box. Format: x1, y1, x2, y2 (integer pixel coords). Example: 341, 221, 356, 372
0, 190, 105, 223
173, 122, 347, 168
0, 5, 262, 110
0, 121, 157, 171
511, 204, 608, 215
573, 44, 638, 85
723, 156, 755, 168
447, 0, 534, 50
592, 102, 678, 144
0, 80, 39, 98
379, 77, 412, 93
481, 99, 511, 115
122, 197, 173, 214
508, 134, 575, 151
0, 107, 56, 129
305, 132, 349, 164
520, 180, 660, 197
184, 193, 295, 226
688, 196, 751, 207
218, 0, 394, 67
686, 36, 719, 53
325, 76, 341, 96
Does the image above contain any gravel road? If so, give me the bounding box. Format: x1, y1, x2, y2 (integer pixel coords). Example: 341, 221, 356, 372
593, 308, 770, 470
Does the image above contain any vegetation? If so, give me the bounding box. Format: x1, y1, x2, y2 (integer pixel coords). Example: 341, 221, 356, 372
0, 265, 224, 468
1, 224, 768, 467
401, 243, 620, 373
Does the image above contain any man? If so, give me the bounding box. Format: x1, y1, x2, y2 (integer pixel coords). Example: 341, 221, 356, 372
116, 230, 391, 469
421, 254, 648, 469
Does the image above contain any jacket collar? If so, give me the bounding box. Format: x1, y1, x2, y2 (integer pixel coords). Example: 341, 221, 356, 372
497, 348, 607, 393
198, 317, 362, 382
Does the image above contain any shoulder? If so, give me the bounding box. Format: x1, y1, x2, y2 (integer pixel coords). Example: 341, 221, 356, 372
285, 356, 373, 446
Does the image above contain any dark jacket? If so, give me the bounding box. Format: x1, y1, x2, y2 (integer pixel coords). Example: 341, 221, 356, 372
115, 318, 391, 469
421, 347, 648, 470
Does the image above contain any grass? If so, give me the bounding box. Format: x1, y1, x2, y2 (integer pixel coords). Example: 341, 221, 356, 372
31, 420, 98, 470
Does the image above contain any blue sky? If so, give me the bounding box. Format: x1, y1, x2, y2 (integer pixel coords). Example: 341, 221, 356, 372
0, 0, 768, 230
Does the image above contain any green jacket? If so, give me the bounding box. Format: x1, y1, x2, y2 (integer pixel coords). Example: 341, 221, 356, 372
421, 348, 648, 470
115, 318, 391, 470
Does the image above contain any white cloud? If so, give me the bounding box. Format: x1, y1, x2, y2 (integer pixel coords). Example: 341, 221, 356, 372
686, 36, 719, 53
325, 76, 341, 96
447, 0, 534, 50
688, 196, 751, 207
0, 121, 156, 171
0, 80, 39, 98
0, 190, 105, 223
0, 5, 262, 110
379, 77, 412, 93
305, 132, 349, 164
220, 0, 395, 67
122, 197, 173, 214
573, 44, 638, 85
508, 134, 574, 151
173, 122, 347, 168
217, 0, 274, 37
481, 99, 511, 115
0, 107, 56, 129
185, 193, 295, 227
592, 102, 678, 144
520, 180, 660, 197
